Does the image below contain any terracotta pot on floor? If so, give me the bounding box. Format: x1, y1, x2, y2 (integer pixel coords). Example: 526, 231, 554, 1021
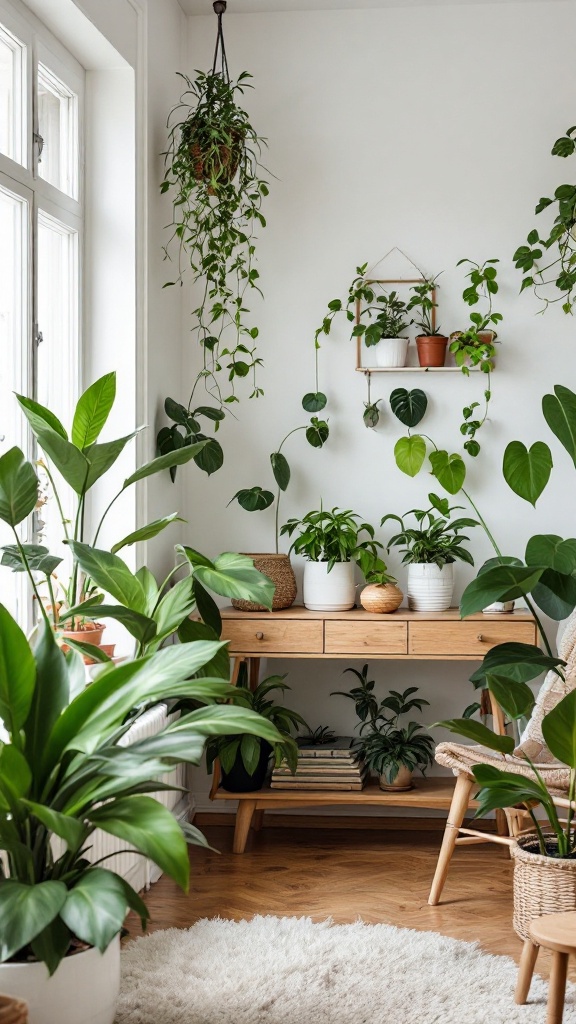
416, 335, 448, 367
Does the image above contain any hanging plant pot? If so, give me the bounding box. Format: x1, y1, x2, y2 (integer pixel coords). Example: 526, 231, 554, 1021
373, 337, 409, 368
221, 741, 272, 793
185, 125, 246, 194
416, 335, 448, 368
232, 554, 297, 612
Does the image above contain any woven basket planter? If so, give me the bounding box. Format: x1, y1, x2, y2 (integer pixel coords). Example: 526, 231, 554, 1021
232, 554, 297, 612
0, 995, 28, 1024
188, 129, 245, 194
512, 833, 576, 940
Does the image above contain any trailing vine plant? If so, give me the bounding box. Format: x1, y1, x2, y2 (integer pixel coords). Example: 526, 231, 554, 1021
513, 124, 576, 313
158, 3, 269, 474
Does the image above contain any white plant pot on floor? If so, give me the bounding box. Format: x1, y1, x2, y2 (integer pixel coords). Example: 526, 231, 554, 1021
0, 939, 120, 1024
407, 563, 454, 612
373, 337, 409, 368
303, 561, 355, 611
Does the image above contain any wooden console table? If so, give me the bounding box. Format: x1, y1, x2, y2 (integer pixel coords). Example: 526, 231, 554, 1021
213, 606, 537, 852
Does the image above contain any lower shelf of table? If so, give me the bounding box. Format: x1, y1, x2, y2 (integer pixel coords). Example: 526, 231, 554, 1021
212, 776, 477, 810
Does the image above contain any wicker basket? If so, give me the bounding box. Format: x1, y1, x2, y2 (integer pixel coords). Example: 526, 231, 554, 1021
512, 833, 576, 940
0, 995, 28, 1024
232, 554, 297, 612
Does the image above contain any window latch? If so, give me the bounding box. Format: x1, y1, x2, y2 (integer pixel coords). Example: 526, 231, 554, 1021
34, 327, 43, 347
33, 131, 44, 162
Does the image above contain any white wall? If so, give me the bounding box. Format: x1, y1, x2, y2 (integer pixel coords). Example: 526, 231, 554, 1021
183, 2, 576, 811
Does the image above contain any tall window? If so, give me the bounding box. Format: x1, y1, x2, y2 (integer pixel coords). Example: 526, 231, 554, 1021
0, 0, 84, 619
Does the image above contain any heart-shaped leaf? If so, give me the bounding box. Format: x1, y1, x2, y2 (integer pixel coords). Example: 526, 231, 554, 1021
394, 435, 426, 477
306, 417, 329, 449
542, 385, 576, 467
460, 565, 545, 618
270, 452, 290, 491
525, 535, 576, 574
485, 674, 535, 720
302, 392, 327, 413
230, 487, 275, 512
532, 569, 576, 620
429, 450, 466, 495
503, 440, 552, 505
390, 388, 428, 427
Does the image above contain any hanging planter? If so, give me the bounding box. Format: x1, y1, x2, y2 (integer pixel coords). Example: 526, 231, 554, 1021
158, 1, 269, 476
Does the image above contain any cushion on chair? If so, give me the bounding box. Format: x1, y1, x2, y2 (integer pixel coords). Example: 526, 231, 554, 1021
513, 607, 576, 763
435, 741, 570, 793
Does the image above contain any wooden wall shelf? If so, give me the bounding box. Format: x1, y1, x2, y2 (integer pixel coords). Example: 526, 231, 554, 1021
356, 366, 480, 374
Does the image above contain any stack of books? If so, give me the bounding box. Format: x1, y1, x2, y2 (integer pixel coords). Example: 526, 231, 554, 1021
271, 736, 368, 791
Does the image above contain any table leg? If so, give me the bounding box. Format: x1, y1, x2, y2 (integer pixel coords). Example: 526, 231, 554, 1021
233, 800, 257, 854
515, 939, 539, 1004
547, 950, 569, 1024
209, 656, 247, 800
249, 656, 261, 691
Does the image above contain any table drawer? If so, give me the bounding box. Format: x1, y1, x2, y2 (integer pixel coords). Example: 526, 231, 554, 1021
324, 620, 408, 655
221, 617, 324, 654
408, 620, 536, 656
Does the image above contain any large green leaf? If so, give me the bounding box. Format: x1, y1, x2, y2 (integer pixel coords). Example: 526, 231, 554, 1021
231, 487, 275, 512
525, 535, 576, 574
16, 394, 67, 439
270, 452, 290, 491
83, 432, 140, 491
123, 441, 207, 487
0, 881, 67, 962
542, 688, 576, 768
151, 577, 197, 649
394, 435, 426, 477
485, 673, 535, 720
61, 869, 127, 952
192, 435, 223, 475
389, 388, 428, 428
163, 704, 284, 744
532, 569, 576, 620
192, 578, 221, 635
429, 450, 466, 495
56, 594, 105, 623
67, 542, 147, 613
177, 619, 229, 679
89, 796, 190, 890
182, 548, 274, 609
0, 447, 38, 527
433, 717, 515, 754
37, 429, 92, 494
1, 543, 62, 576
472, 764, 549, 816
460, 565, 545, 618
81, 604, 156, 644
542, 385, 576, 466
111, 514, 183, 554
0, 603, 36, 733
302, 392, 327, 413
503, 441, 552, 506
0, 745, 31, 809
135, 566, 159, 613
71, 373, 116, 449
23, 800, 84, 849
470, 642, 564, 687
25, 621, 69, 781
30, 916, 72, 976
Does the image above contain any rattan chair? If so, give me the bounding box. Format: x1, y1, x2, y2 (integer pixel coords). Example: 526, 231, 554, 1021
428, 611, 576, 906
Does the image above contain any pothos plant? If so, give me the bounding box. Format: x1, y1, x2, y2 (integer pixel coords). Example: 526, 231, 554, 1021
406, 275, 444, 337
514, 124, 576, 313
228, 418, 330, 553
158, 61, 269, 471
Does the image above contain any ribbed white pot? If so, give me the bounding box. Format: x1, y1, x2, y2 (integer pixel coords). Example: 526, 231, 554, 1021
0, 939, 120, 1024
374, 337, 409, 367
303, 561, 356, 611
407, 563, 454, 612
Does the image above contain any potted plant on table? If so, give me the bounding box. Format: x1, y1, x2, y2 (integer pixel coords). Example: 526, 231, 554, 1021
359, 559, 404, 613
332, 664, 434, 790
280, 506, 383, 611
0, 607, 282, 1024
206, 670, 306, 792
353, 289, 413, 368
382, 493, 478, 611
407, 276, 448, 367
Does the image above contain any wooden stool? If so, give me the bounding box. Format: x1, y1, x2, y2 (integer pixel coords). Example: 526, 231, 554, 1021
515, 912, 576, 1024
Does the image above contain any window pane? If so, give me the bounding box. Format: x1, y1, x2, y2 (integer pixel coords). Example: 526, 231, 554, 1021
0, 181, 29, 618
0, 23, 25, 165
37, 63, 78, 198
36, 210, 78, 578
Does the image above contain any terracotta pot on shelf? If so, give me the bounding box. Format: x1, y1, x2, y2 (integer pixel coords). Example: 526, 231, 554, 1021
360, 583, 403, 614
232, 553, 297, 612
416, 335, 448, 368
379, 766, 414, 792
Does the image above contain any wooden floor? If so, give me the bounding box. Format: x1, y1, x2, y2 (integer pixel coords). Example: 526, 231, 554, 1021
126, 817, 575, 983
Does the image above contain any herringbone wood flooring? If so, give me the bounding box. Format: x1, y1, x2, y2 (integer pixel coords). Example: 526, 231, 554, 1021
126, 818, 576, 983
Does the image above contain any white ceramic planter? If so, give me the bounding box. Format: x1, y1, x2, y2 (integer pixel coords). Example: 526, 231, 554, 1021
407, 562, 454, 612
0, 939, 120, 1024
303, 560, 355, 611
373, 337, 409, 368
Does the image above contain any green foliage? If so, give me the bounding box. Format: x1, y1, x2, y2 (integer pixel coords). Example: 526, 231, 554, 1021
389, 388, 428, 428
205, 670, 305, 776
382, 495, 478, 569
0, 609, 283, 971
281, 506, 382, 575
314, 271, 411, 351
428, 451, 467, 495
513, 125, 576, 313
299, 725, 337, 745
450, 259, 502, 374
394, 435, 426, 477
161, 70, 268, 405
156, 398, 225, 482
332, 666, 434, 783
542, 385, 576, 467
407, 276, 443, 337
363, 401, 381, 429
503, 441, 553, 506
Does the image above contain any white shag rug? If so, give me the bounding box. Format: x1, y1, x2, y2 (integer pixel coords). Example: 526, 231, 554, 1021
116, 915, 576, 1024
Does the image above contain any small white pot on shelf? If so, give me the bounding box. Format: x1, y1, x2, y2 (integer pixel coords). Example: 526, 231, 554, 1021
372, 337, 409, 368
303, 560, 355, 611
407, 562, 454, 612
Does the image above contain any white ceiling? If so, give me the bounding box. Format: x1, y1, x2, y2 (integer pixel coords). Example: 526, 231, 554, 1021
181, 0, 567, 14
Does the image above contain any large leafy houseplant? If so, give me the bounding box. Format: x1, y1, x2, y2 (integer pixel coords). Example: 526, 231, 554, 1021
382, 495, 478, 569
280, 507, 382, 575
332, 665, 434, 786
0, 608, 282, 973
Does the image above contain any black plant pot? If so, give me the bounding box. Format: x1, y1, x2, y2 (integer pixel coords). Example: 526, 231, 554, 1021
220, 741, 272, 793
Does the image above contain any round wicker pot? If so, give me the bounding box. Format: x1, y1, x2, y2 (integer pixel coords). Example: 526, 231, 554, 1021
231, 554, 297, 612
512, 834, 576, 940
0, 995, 28, 1024
360, 583, 403, 613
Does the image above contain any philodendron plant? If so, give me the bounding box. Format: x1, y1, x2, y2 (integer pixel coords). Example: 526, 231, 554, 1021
0, 605, 283, 973
382, 494, 478, 569
280, 506, 383, 575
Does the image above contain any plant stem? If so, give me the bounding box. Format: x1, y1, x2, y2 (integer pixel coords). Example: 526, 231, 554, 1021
462, 489, 503, 559
11, 527, 51, 629
42, 462, 70, 542
528, 807, 548, 856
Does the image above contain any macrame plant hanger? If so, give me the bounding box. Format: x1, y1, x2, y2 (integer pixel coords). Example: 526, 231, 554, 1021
212, 2, 230, 81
